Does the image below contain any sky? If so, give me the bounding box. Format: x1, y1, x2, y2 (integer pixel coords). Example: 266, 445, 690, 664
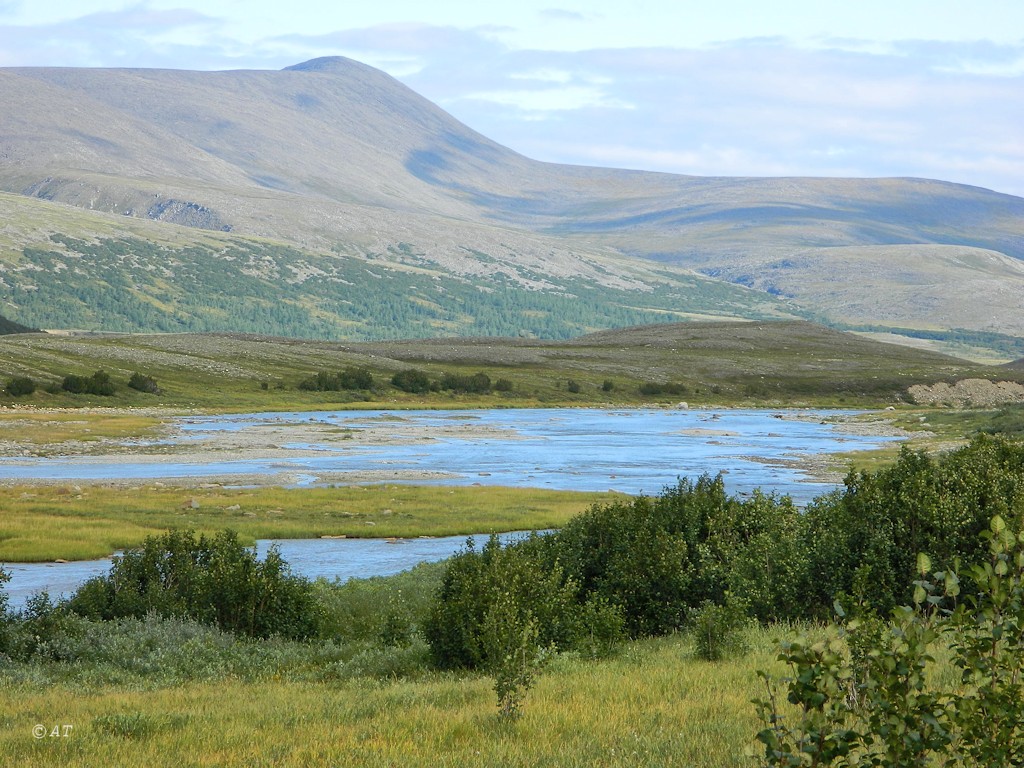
1, 1, 1022, 196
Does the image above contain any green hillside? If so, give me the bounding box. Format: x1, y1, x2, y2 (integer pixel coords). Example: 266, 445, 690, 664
0, 320, 1009, 410
0, 193, 794, 340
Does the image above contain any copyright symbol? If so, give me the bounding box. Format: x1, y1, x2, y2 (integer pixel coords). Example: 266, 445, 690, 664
32, 724, 45, 739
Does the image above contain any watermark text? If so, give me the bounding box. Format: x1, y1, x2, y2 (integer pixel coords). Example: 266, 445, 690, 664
32, 724, 73, 739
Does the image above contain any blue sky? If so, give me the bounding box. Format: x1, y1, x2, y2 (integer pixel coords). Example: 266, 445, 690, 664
2, 1, 1022, 196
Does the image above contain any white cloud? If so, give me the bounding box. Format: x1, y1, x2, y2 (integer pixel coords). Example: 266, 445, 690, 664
537, 9, 589, 22
458, 85, 633, 113
509, 68, 574, 83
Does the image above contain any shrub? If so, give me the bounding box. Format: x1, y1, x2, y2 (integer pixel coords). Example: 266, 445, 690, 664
62, 369, 115, 396
484, 591, 547, 720
127, 371, 160, 394
439, 371, 491, 394
5, 376, 35, 396
0, 567, 10, 654
566, 379, 581, 394
298, 367, 373, 392
800, 435, 1024, 617
601, 379, 615, 392
313, 562, 444, 646
66, 529, 321, 640
390, 369, 432, 394
494, 378, 514, 392
638, 381, 689, 396
423, 534, 585, 670
754, 517, 1024, 767
690, 594, 750, 662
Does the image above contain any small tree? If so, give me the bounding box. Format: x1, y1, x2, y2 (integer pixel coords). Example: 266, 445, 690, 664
483, 590, 547, 720
67, 529, 320, 640
0, 567, 10, 655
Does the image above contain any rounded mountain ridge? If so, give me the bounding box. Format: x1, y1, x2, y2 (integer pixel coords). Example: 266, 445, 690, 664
283, 56, 370, 73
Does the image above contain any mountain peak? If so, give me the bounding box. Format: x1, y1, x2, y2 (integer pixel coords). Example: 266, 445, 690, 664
283, 56, 367, 74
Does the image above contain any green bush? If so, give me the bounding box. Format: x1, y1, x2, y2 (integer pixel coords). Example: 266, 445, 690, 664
313, 562, 444, 645
422, 534, 588, 670
566, 379, 581, 393
638, 381, 688, 396
494, 378, 514, 392
2, 591, 83, 661
127, 371, 160, 394
390, 368, 432, 394
800, 435, 1024, 617
552, 476, 803, 635
690, 594, 750, 662
5, 376, 35, 396
67, 529, 321, 640
754, 517, 1024, 767
979, 403, 1024, 437
439, 371, 491, 394
298, 367, 373, 392
0, 567, 11, 654
62, 369, 115, 396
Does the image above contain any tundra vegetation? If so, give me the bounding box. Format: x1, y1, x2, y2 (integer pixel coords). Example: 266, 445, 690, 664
1, 434, 1023, 765
0, 320, 1021, 412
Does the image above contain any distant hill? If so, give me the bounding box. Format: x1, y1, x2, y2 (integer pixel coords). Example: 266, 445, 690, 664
0, 319, 998, 409
0, 57, 1022, 353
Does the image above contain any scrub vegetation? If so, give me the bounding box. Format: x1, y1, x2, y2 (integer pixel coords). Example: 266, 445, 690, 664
0, 320, 1018, 415
2, 434, 1023, 765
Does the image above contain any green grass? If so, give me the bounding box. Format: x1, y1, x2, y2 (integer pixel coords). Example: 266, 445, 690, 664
0, 627, 794, 768
0, 484, 621, 562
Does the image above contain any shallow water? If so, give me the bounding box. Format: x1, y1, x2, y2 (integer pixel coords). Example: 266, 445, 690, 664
0, 408, 897, 501
1, 408, 902, 608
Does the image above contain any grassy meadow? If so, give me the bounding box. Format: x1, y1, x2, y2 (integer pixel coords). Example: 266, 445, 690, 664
0, 484, 619, 562
0, 626, 798, 768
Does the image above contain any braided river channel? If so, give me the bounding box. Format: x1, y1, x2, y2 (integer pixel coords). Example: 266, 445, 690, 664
1, 407, 905, 606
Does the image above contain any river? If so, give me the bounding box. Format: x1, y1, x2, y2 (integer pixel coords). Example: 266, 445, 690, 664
1, 407, 904, 607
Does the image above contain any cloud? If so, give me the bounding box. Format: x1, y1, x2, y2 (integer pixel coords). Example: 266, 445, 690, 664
538, 9, 589, 22
0, 4, 230, 68
461, 85, 633, 113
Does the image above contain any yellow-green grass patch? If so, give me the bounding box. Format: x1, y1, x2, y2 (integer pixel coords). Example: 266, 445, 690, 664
0, 484, 622, 561
0, 411, 164, 446
0, 629, 792, 768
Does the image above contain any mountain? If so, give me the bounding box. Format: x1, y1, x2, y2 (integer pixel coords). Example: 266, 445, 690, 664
0, 57, 1022, 353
